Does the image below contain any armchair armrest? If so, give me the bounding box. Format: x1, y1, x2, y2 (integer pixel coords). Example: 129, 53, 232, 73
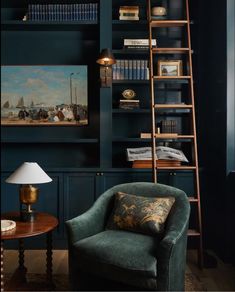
157, 197, 190, 291
65, 191, 114, 245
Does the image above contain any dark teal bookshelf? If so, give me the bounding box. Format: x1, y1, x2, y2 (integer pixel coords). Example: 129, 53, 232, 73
3, 0, 233, 258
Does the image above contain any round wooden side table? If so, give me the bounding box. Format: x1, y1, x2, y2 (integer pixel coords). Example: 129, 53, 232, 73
1, 212, 58, 292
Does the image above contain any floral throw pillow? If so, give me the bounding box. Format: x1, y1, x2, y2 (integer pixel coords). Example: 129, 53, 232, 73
106, 192, 175, 235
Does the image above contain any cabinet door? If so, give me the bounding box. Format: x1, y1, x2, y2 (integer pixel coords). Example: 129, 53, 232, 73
64, 173, 96, 221
169, 171, 195, 197
1, 172, 20, 213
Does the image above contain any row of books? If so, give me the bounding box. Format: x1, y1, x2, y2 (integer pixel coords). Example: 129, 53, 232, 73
158, 120, 177, 133
113, 60, 149, 80
26, 3, 98, 21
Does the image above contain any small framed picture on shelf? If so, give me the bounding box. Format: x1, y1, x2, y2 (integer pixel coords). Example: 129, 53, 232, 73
157, 60, 183, 76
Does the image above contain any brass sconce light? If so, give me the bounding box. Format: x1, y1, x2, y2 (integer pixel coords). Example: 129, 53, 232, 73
96, 48, 116, 87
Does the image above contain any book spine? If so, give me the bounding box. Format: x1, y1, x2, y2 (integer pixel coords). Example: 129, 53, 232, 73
116, 60, 121, 80
124, 60, 128, 80
133, 60, 137, 80
28, 4, 33, 21
81, 4, 85, 21
136, 60, 141, 80
112, 63, 117, 80
140, 60, 145, 80
144, 60, 148, 80
128, 60, 133, 80
120, 60, 125, 80
95, 3, 98, 21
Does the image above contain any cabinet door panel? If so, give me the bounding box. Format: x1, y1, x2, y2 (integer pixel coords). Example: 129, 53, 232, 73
1, 172, 19, 213
171, 172, 195, 196
64, 173, 96, 221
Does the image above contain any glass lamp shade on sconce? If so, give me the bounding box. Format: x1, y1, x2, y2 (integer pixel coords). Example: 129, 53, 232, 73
5, 162, 52, 222
96, 48, 116, 87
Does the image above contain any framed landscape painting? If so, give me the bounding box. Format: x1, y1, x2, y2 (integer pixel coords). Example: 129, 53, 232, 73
1, 65, 88, 126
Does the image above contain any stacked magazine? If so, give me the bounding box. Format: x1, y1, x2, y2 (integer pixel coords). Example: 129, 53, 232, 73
126, 146, 188, 168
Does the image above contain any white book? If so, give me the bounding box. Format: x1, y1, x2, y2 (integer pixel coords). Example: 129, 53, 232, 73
124, 39, 157, 47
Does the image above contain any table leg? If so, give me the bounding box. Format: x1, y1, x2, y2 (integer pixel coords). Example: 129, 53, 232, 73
18, 239, 27, 282
46, 231, 54, 288
1, 240, 4, 292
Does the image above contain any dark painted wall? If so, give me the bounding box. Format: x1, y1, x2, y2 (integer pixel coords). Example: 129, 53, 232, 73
194, 0, 235, 263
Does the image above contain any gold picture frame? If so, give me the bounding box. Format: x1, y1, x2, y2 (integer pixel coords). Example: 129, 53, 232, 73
158, 60, 183, 76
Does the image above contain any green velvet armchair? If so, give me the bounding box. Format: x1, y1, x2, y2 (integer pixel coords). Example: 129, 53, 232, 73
65, 182, 190, 291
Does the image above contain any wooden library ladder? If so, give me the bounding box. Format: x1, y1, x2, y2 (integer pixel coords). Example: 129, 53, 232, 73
147, 0, 203, 268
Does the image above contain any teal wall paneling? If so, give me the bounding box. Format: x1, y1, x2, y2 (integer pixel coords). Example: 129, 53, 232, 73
64, 173, 96, 221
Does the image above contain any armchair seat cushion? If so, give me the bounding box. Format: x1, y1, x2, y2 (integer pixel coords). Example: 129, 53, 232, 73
72, 229, 160, 289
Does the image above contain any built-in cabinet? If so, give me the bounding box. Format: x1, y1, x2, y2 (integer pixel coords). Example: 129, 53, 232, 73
1, 0, 234, 262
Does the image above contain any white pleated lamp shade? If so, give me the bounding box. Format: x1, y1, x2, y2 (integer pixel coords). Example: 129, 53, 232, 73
6, 162, 52, 184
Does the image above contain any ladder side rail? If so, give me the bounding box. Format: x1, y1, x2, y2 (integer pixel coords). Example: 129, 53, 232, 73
147, 0, 157, 183
185, 0, 203, 268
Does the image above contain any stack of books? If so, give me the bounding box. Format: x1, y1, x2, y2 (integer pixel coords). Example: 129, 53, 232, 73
119, 6, 139, 21
124, 39, 157, 49
119, 99, 140, 110
113, 59, 149, 80
132, 159, 181, 168
26, 3, 98, 21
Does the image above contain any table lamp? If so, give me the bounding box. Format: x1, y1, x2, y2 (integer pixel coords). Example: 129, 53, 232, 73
96, 48, 116, 87
5, 162, 52, 222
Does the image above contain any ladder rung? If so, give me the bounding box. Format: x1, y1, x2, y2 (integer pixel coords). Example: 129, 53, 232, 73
154, 76, 191, 80
153, 134, 194, 139
188, 229, 201, 236
157, 166, 197, 170
188, 197, 198, 202
151, 20, 188, 27
154, 104, 193, 109
152, 48, 190, 54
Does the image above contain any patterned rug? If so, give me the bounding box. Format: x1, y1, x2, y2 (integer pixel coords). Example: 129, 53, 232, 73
4, 272, 206, 291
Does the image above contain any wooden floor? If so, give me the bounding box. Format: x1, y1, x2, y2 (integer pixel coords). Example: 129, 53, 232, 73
3, 249, 235, 291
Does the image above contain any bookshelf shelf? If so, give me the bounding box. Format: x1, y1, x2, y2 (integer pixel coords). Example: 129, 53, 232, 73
112, 49, 149, 55
112, 20, 148, 30
112, 109, 150, 114
1, 20, 98, 31
1, 138, 99, 144
113, 137, 194, 142
112, 80, 149, 84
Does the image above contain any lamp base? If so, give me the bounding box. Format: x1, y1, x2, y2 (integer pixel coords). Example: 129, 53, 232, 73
20, 210, 37, 222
